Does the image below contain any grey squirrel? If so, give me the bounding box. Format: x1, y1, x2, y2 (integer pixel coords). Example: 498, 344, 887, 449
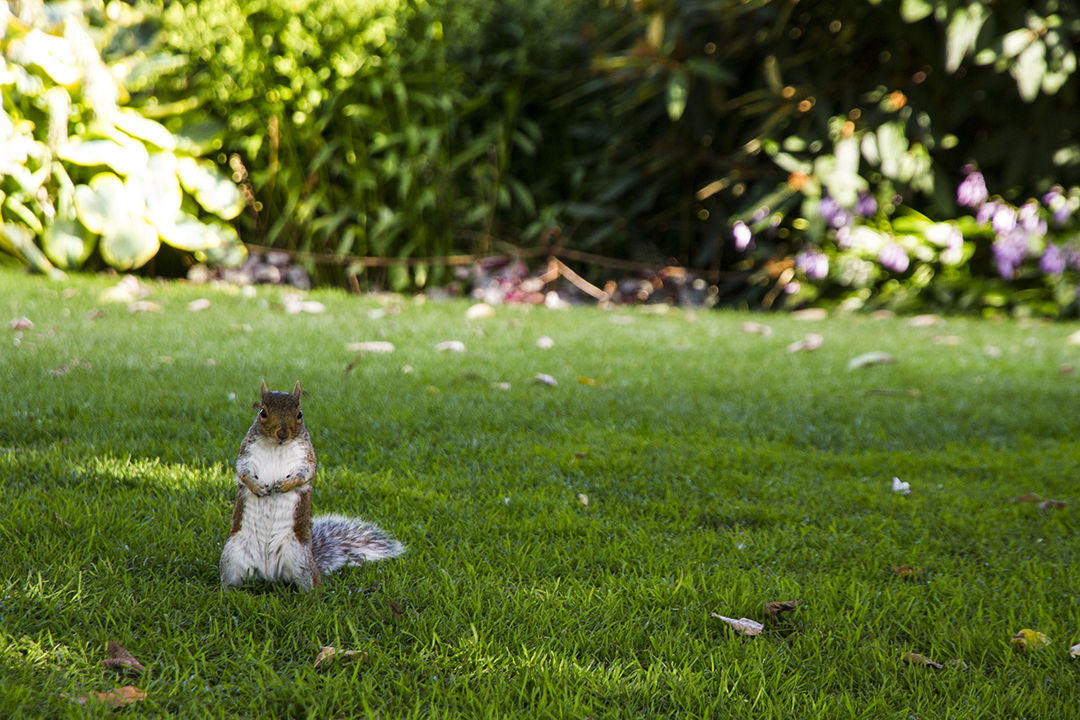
219, 381, 404, 591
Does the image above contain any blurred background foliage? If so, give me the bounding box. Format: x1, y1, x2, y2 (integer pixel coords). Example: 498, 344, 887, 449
3, 0, 1080, 314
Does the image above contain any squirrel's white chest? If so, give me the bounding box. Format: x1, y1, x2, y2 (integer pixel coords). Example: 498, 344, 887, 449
243, 438, 308, 485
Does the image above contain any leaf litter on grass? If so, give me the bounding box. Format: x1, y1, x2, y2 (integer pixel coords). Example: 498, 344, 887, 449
101, 642, 144, 677
314, 646, 368, 668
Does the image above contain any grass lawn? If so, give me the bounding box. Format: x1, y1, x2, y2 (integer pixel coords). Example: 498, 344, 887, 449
2, 265, 1080, 718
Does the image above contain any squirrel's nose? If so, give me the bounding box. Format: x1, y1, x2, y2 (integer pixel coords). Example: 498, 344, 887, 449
277, 428, 289, 441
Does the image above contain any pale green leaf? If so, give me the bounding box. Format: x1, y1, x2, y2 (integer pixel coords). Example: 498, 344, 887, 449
73, 173, 130, 234
1013, 40, 1046, 102
176, 156, 245, 219
684, 58, 735, 85
159, 212, 221, 251
113, 109, 176, 151
128, 154, 183, 229
900, 0, 933, 23
666, 71, 689, 122
58, 138, 149, 175
945, 4, 986, 73
99, 216, 160, 270
42, 219, 94, 269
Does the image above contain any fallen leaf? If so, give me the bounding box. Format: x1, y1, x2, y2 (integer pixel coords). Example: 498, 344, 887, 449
1040, 499, 1066, 512
792, 308, 827, 321
787, 333, 824, 352
901, 652, 942, 669
229, 323, 252, 333
532, 373, 558, 386
1067, 329, 1080, 345
9, 317, 33, 330
490, 382, 511, 390
100, 276, 150, 303
984, 345, 1003, 357
1062, 365, 1075, 376
892, 477, 910, 495
906, 314, 940, 327
425, 386, 441, 395
575, 452, 588, 459
102, 642, 145, 677
578, 493, 589, 507
1012, 629, 1051, 651
87, 308, 104, 320
870, 310, 894, 320
545, 291, 571, 310
389, 600, 405, 621
435, 340, 466, 352
848, 351, 895, 369
128, 301, 160, 313
891, 565, 926, 580
578, 376, 600, 387
76, 686, 147, 708
188, 298, 211, 312
764, 600, 803, 620
536, 335, 555, 349
741, 321, 774, 337
609, 315, 637, 325
711, 613, 764, 636
314, 646, 368, 668
931, 334, 962, 345
1014, 493, 1043, 503
465, 303, 496, 319
401, 365, 414, 374
346, 341, 395, 353
1070, 641, 1080, 658
865, 388, 921, 397
52, 511, 72, 528
946, 658, 970, 670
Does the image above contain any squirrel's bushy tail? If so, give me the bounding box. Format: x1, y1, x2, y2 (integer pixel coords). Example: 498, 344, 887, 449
311, 514, 405, 574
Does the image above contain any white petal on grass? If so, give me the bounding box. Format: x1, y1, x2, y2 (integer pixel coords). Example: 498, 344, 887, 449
741, 322, 773, 337
787, 333, 824, 352
892, 477, 911, 495
848, 351, 895, 369
465, 303, 496, 319
711, 613, 764, 636
188, 298, 211, 312
532, 373, 558, 386
346, 341, 395, 353
536, 335, 555, 349
435, 341, 466, 353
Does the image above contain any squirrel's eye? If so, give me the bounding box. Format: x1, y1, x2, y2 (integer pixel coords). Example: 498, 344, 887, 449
296, 410, 303, 421
259, 407, 268, 419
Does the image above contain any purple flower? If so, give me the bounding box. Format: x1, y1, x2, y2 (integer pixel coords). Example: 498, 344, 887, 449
957, 170, 988, 207
1041, 243, 1067, 275
976, 201, 997, 226
732, 221, 753, 251
854, 191, 877, 218
1054, 205, 1073, 226
1018, 201, 1045, 237
796, 249, 829, 280
1044, 186, 1064, 207
819, 196, 853, 229
878, 243, 910, 274
992, 228, 1029, 280
991, 204, 1017, 236
1044, 186, 1073, 226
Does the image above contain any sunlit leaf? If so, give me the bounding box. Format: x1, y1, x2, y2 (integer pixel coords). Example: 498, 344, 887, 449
100, 216, 160, 270
177, 156, 245, 219
158, 212, 220, 251
1013, 40, 1046, 102
42, 219, 94, 269
58, 138, 149, 176
945, 4, 986, 73
113, 109, 176, 151
1011, 628, 1051, 651
711, 613, 763, 636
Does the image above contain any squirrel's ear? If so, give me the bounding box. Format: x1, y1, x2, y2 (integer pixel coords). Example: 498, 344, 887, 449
292, 381, 302, 402
260, 379, 269, 396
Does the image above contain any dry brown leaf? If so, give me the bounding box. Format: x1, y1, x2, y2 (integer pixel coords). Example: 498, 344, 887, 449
1040, 499, 1066, 512
1062, 365, 1075, 376
741, 321, 774, 337
906, 314, 940, 327
51, 511, 71, 528
787, 333, 824, 353
86, 308, 104, 320
314, 646, 368, 668
128, 301, 160, 313
947, 658, 970, 670
711, 613, 764, 636
890, 565, 926, 580
1070, 641, 1080, 658
901, 652, 942, 669
764, 600, 803, 620
792, 308, 827, 321
1014, 493, 1043, 503
389, 600, 405, 622
102, 642, 145, 677
74, 686, 147, 708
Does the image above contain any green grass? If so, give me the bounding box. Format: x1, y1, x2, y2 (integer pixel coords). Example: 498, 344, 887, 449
2, 266, 1080, 718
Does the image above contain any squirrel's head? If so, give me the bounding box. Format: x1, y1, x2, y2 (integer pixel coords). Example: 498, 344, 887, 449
256, 380, 305, 444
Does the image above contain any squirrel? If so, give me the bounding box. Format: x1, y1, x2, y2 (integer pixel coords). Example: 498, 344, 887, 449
219, 381, 404, 591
